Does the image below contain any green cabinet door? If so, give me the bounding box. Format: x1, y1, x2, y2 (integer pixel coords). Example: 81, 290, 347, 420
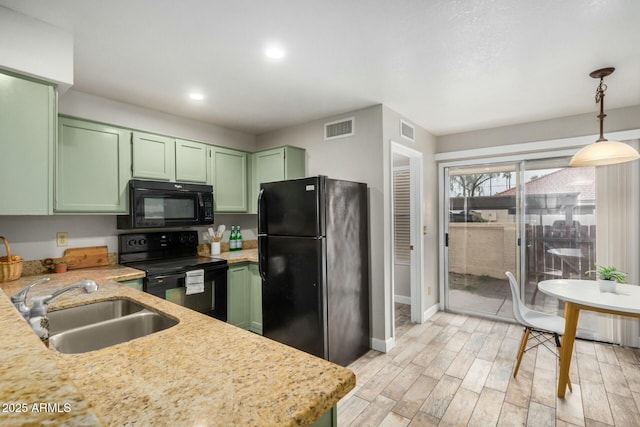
175, 139, 207, 183
0, 72, 55, 215
227, 265, 250, 329
249, 146, 306, 213
118, 278, 143, 291
248, 263, 262, 335
132, 131, 174, 181
209, 146, 248, 212
56, 117, 131, 213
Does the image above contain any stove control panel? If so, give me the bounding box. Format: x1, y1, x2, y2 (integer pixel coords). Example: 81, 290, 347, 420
118, 231, 199, 256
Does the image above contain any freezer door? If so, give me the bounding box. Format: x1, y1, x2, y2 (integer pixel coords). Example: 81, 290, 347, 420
259, 177, 325, 237
262, 236, 326, 359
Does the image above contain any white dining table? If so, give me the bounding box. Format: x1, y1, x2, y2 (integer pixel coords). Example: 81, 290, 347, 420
538, 279, 640, 398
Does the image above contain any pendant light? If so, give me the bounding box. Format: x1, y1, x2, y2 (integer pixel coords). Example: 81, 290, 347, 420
569, 67, 640, 167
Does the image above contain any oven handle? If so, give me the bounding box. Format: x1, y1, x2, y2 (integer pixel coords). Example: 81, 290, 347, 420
258, 235, 267, 282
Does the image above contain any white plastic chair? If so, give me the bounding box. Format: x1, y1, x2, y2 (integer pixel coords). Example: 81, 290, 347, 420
505, 272, 572, 391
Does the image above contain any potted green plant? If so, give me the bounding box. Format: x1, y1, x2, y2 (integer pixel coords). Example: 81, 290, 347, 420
586, 264, 627, 293
53, 259, 68, 273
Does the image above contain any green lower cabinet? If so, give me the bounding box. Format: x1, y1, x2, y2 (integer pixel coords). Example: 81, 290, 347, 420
312, 407, 337, 427
227, 263, 262, 334
227, 265, 250, 329
248, 263, 262, 335
117, 278, 143, 291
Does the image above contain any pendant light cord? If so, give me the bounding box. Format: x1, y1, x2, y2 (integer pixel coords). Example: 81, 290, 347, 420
596, 78, 608, 142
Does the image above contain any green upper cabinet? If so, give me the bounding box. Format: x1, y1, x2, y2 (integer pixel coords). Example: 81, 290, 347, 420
132, 131, 174, 181
175, 139, 207, 183
56, 117, 131, 213
208, 146, 247, 212
0, 72, 55, 215
249, 146, 306, 213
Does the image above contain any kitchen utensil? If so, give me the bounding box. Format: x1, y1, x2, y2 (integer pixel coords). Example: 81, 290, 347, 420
208, 227, 215, 239
0, 236, 23, 282
63, 246, 109, 270
217, 225, 226, 238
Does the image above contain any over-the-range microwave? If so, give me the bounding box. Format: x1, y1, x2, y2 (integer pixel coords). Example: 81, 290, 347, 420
117, 179, 214, 229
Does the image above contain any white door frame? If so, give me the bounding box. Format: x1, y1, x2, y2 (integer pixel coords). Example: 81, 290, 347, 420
390, 141, 424, 331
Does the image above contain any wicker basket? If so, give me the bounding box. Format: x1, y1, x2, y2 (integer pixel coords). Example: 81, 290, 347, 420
0, 236, 23, 282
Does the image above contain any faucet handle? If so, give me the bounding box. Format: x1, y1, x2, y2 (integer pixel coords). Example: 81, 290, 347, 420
10, 277, 51, 303
11, 277, 51, 318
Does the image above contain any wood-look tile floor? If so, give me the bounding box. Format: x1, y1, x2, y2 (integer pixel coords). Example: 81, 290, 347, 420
338, 310, 640, 426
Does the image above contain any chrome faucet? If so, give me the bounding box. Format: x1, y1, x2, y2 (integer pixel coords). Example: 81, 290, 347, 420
11, 279, 99, 339
10, 277, 51, 318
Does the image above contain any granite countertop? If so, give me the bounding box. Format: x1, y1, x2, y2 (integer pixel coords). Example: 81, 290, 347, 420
216, 248, 258, 264
0, 264, 354, 426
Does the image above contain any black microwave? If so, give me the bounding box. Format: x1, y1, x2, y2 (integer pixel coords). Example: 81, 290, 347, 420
117, 179, 214, 229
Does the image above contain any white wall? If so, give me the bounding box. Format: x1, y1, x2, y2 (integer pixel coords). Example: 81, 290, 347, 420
382, 106, 439, 325
0, 6, 73, 91
257, 104, 438, 349
437, 105, 640, 153
257, 105, 386, 342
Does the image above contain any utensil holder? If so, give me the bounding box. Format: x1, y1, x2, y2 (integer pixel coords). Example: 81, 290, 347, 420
211, 241, 221, 256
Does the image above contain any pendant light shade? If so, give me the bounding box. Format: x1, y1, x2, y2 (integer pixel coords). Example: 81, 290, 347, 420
569, 140, 640, 167
569, 67, 640, 167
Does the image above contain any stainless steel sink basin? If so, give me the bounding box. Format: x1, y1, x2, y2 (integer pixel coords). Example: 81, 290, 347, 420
46, 299, 178, 354
48, 299, 145, 335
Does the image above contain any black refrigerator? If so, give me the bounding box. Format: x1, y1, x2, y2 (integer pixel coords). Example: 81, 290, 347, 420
258, 176, 370, 367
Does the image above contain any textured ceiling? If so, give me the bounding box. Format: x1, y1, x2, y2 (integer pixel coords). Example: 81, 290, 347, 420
2, 0, 639, 136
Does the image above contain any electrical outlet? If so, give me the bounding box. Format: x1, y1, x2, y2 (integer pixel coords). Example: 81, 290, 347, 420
56, 232, 69, 247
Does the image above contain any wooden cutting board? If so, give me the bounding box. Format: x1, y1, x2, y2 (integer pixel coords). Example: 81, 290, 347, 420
63, 246, 109, 270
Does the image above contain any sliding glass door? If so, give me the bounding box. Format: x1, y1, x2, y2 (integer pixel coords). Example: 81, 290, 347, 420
444, 158, 596, 320
445, 162, 519, 318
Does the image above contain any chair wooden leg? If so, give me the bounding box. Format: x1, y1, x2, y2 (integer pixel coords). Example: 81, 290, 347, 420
513, 327, 530, 378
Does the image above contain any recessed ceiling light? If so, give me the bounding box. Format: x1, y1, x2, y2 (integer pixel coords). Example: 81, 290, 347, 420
265, 45, 286, 60
189, 92, 205, 101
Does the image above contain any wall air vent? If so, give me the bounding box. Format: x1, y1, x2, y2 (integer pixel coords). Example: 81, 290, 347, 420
324, 117, 355, 140
400, 119, 415, 142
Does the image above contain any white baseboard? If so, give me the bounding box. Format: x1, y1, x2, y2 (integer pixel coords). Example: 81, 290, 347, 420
394, 295, 411, 305
371, 336, 395, 353
422, 303, 439, 322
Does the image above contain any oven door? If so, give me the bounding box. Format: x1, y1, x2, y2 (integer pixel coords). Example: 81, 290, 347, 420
145, 266, 228, 321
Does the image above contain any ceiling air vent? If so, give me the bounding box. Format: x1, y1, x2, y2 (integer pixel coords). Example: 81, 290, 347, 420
400, 119, 415, 142
324, 117, 355, 140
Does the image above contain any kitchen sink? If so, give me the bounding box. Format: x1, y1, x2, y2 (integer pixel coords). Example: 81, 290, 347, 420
48, 299, 146, 335
47, 299, 178, 354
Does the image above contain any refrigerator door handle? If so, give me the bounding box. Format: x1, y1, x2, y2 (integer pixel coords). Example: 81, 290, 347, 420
257, 188, 266, 235
258, 235, 268, 281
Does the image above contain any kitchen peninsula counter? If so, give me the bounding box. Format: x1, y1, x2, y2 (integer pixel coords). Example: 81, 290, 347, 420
0, 267, 355, 426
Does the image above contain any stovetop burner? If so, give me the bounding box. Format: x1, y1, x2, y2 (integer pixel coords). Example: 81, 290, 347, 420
118, 230, 227, 276
126, 256, 227, 276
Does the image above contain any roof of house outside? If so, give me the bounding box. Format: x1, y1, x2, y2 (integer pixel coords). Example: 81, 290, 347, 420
496, 167, 595, 201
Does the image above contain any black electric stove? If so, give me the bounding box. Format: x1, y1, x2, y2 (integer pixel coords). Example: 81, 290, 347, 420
118, 231, 228, 320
